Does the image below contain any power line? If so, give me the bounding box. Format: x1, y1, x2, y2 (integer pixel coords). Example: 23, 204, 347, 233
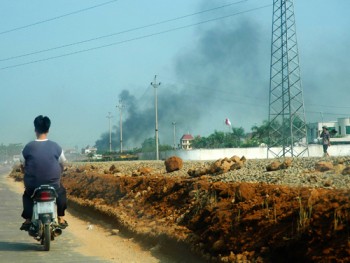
0, 0, 119, 35
0, 4, 272, 71
183, 82, 266, 102
306, 111, 349, 117
150, 82, 349, 116
307, 103, 350, 109
0, 0, 247, 62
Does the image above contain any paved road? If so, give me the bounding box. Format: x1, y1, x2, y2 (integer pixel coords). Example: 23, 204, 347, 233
0, 166, 109, 262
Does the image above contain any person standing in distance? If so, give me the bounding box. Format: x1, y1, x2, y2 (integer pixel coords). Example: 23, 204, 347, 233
20, 115, 68, 230
320, 125, 331, 157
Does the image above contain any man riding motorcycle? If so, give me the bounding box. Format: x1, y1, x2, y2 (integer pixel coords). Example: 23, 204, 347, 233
20, 115, 68, 230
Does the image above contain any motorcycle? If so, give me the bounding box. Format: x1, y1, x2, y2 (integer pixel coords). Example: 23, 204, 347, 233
27, 185, 63, 251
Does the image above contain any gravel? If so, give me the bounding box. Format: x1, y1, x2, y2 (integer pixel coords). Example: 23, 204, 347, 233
69, 156, 350, 190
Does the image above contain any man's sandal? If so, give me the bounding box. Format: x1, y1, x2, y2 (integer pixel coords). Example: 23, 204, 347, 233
58, 220, 68, 229
20, 221, 31, 231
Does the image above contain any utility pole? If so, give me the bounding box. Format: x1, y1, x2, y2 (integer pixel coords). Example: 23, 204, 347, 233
106, 112, 113, 152
172, 122, 176, 150
151, 75, 161, 160
116, 100, 125, 153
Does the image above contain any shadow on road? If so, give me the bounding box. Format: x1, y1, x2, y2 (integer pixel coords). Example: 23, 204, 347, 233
0, 241, 41, 251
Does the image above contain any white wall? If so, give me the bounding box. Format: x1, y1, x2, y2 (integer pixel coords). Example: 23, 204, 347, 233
138, 144, 350, 161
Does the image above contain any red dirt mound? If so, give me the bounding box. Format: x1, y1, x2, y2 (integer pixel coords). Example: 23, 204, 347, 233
9, 163, 350, 262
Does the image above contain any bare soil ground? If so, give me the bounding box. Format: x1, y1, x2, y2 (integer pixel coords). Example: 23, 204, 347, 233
9, 157, 350, 263
4, 174, 170, 262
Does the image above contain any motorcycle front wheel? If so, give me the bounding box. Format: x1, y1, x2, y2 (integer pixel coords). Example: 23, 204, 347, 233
43, 223, 51, 251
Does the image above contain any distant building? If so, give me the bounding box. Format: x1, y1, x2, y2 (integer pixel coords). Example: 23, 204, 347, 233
307, 117, 350, 144
64, 148, 78, 154
13, 155, 20, 163
92, 154, 103, 160
82, 146, 97, 154
180, 134, 194, 150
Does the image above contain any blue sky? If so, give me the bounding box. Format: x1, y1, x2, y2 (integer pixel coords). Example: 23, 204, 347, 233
0, 0, 349, 150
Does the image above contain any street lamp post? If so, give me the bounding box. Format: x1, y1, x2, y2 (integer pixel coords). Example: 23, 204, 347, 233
106, 112, 113, 152
116, 100, 125, 153
172, 122, 176, 150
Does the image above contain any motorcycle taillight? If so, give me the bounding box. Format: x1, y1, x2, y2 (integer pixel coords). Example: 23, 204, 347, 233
38, 191, 54, 201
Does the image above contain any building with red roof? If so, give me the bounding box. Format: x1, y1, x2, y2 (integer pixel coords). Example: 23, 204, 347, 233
180, 134, 194, 150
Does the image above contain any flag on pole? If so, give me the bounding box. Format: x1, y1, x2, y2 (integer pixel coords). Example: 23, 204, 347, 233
225, 118, 231, 126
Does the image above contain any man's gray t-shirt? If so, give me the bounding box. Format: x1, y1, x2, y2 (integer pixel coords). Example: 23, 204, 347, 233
22, 139, 66, 191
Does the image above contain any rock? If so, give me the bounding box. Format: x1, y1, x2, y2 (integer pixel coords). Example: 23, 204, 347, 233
131, 170, 141, 176
212, 239, 225, 252
308, 189, 320, 206
230, 161, 244, 170
323, 180, 332, 187
187, 168, 196, 177
240, 156, 247, 163
114, 172, 125, 177
315, 161, 333, 172
342, 166, 350, 175
164, 156, 183, 172
335, 158, 344, 164
230, 155, 241, 163
210, 159, 232, 174
198, 167, 209, 177
138, 167, 152, 175
111, 229, 120, 235
189, 156, 246, 176
131, 167, 152, 176
266, 159, 292, 171
334, 164, 346, 174
281, 158, 292, 169
188, 166, 209, 177
209, 160, 223, 174
109, 164, 120, 173
236, 183, 256, 201
228, 251, 236, 261
219, 160, 232, 173
266, 161, 281, 171
75, 167, 85, 173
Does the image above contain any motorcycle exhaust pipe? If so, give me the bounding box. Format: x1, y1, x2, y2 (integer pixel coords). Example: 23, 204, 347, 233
53, 227, 62, 237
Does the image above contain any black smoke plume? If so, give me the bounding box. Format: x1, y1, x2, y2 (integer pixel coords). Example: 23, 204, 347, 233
97, 15, 270, 150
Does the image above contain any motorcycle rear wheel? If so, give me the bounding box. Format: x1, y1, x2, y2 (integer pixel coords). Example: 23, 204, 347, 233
43, 223, 51, 251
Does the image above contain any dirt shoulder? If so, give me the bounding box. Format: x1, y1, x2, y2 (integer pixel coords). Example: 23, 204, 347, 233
8, 157, 350, 263
4, 173, 170, 263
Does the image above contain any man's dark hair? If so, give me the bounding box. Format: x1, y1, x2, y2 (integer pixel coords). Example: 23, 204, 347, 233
34, 115, 51, 134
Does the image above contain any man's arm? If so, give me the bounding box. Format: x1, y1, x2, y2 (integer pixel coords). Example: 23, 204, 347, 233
20, 152, 25, 173
59, 150, 67, 172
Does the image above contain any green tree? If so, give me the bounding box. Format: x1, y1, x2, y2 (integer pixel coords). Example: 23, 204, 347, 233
191, 136, 207, 149
207, 131, 226, 148
226, 127, 245, 147
250, 120, 270, 146
192, 128, 246, 149
138, 137, 172, 153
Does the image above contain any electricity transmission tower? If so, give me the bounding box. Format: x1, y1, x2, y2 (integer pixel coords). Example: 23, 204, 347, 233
267, 0, 308, 158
